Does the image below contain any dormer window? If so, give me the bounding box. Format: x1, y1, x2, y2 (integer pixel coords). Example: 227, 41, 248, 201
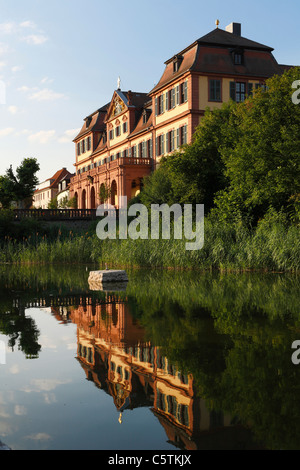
173, 55, 183, 73
142, 110, 148, 124
85, 116, 92, 127
234, 52, 243, 65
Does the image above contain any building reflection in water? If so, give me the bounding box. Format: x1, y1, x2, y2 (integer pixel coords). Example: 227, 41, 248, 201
51, 289, 255, 450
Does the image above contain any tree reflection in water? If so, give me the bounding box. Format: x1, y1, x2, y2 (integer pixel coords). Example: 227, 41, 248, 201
0, 265, 299, 450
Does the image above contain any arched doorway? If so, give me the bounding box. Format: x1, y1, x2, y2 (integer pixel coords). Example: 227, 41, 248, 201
81, 189, 86, 209
111, 180, 117, 206
90, 186, 96, 209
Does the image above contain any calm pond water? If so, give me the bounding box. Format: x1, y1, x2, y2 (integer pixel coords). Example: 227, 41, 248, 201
0, 264, 299, 450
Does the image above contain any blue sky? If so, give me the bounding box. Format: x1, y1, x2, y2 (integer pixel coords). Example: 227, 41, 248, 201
0, 0, 299, 183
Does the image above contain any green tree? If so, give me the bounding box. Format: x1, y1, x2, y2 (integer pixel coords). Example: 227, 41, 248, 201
213, 67, 300, 224
2, 158, 40, 208
98, 182, 111, 204
141, 101, 236, 212
48, 197, 58, 209
0, 175, 15, 208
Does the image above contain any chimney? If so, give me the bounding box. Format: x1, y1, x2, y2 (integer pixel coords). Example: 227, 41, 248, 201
226, 22, 241, 36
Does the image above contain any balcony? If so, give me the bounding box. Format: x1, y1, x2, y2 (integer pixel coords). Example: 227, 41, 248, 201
71, 156, 152, 184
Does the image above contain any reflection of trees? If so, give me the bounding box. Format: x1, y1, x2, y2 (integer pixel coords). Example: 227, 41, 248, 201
125, 271, 300, 450
0, 306, 41, 358
1, 265, 300, 449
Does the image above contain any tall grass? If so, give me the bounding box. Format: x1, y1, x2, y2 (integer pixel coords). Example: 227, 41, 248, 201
99, 215, 300, 272
0, 212, 299, 271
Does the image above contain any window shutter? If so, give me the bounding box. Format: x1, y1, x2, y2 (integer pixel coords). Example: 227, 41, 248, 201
161, 134, 164, 155
150, 138, 153, 158
176, 85, 179, 105
161, 94, 164, 113
166, 132, 169, 153
155, 97, 158, 116
155, 137, 158, 157
230, 82, 236, 101
176, 128, 180, 148
184, 80, 188, 102
248, 83, 253, 96
165, 91, 169, 111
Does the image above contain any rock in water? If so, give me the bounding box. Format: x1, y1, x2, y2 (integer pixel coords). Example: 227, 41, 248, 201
88, 270, 128, 283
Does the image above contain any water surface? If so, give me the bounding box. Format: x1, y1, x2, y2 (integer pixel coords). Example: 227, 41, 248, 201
0, 265, 299, 450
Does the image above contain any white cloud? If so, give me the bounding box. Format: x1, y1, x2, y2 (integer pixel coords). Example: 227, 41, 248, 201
0, 43, 10, 56
0, 127, 14, 137
8, 105, 19, 115
28, 130, 56, 144
19, 21, 36, 29
22, 34, 48, 45
0, 22, 17, 35
41, 76, 54, 85
24, 433, 52, 441
11, 65, 22, 73
58, 128, 80, 143
0, 61, 6, 69
29, 88, 66, 101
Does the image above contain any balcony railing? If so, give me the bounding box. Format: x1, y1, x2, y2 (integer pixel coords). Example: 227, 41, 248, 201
72, 156, 152, 184
13, 209, 97, 221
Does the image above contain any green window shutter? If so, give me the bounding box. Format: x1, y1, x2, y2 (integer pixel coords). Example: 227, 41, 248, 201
166, 132, 169, 153
176, 128, 180, 148
230, 82, 236, 101
165, 91, 169, 111
155, 97, 158, 116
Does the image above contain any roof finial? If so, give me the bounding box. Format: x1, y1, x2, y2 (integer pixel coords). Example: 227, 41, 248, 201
117, 76, 121, 90
215, 19, 220, 28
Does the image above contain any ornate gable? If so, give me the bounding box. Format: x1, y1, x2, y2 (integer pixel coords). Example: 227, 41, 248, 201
106, 91, 128, 122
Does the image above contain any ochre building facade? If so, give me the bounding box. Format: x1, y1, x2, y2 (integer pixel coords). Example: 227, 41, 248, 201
69, 22, 290, 210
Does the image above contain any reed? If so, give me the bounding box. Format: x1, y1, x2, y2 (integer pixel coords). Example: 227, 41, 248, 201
0, 212, 299, 271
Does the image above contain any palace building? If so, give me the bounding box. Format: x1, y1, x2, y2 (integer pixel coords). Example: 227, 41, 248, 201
69, 21, 291, 210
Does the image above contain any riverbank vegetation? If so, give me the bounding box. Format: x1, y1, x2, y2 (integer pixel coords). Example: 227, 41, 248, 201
0, 68, 299, 271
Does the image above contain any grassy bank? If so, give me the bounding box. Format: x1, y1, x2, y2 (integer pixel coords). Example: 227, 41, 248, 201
0, 213, 299, 271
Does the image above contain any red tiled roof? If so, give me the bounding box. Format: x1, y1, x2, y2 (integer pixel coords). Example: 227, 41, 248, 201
34, 168, 73, 194
149, 27, 283, 94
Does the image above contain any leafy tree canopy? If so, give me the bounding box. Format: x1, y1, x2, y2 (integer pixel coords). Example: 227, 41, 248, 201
0, 158, 40, 208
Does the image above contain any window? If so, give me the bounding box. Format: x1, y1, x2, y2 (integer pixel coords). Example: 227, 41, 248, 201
123, 122, 128, 133
235, 82, 246, 102
115, 125, 121, 137
147, 139, 153, 158
170, 88, 175, 109
175, 85, 180, 106
109, 129, 114, 140
181, 80, 188, 103
87, 136, 91, 151
156, 135, 165, 156
131, 145, 137, 158
155, 95, 164, 116
234, 53, 242, 65
143, 111, 148, 124
209, 79, 221, 102
230, 81, 246, 102
77, 143, 81, 156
